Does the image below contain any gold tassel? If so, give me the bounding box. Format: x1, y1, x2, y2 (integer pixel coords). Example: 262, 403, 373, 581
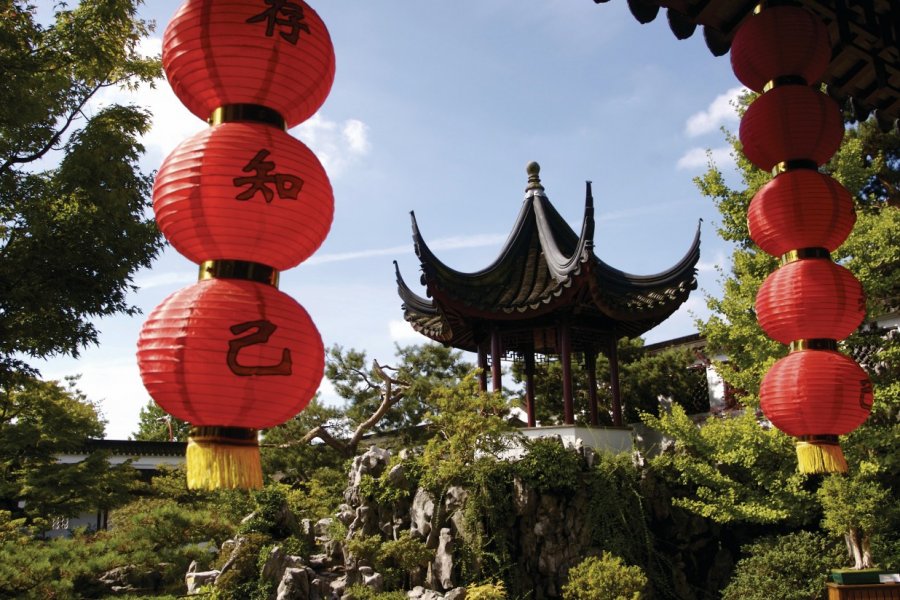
796, 436, 848, 474
186, 427, 263, 490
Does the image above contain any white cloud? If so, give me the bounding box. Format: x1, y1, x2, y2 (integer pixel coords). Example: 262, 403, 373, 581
342, 119, 371, 155
306, 233, 506, 266
389, 319, 420, 342
685, 86, 745, 137
291, 114, 371, 178
134, 270, 195, 290
676, 146, 734, 171
695, 251, 726, 273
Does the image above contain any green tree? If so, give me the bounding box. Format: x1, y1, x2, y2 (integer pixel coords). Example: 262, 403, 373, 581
0, 377, 137, 522
419, 372, 513, 492
327, 343, 470, 432
0, 0, 163, 383
259, 396, 345, 484
645, 404, 816, 526
132, 400, 191, 441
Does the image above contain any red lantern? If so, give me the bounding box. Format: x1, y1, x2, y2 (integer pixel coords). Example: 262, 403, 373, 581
760, 349, 872, 473
756, 258, 865, 344
162, 0, 335, 128
748, 170, 855, 256
137, 278, 324, 429
730, 6, 831, 92
153, 122, 333, 270
739, 85, 843, 172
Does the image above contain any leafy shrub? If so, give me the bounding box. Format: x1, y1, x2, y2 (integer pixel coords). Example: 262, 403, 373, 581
380, 531, 434, 589
466, 581, 507, 599
515, 437, 583, 494
345, 533, 382, 567
721, 531, 846, 600
344, 584, 407, 600
212, 532, 272, 600
562, 552, 648, 600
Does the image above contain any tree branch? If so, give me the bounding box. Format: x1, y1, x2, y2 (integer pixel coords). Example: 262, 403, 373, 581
267, 359, 410, 457
0, 81, 105, 176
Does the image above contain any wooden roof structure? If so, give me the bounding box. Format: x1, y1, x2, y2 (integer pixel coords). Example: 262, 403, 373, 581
596, 0, 900, 130
396, 162, 700, 357
395, 162, 700, 426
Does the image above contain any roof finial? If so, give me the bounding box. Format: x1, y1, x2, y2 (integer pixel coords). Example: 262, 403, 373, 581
525, 161, 544, 192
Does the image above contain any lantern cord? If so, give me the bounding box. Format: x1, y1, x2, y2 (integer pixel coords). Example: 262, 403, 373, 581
796, 438, 849, 474
186, 427, 263, 490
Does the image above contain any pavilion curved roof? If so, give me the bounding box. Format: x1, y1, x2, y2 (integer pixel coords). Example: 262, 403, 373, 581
395, 163, 701, 352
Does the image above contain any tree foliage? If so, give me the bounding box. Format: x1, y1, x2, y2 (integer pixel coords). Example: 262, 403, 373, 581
132, 400, 191, 442
645, 405, 816, 526
0, 0, 163, 383
721, 530, 846, 600
326, 343, 470, 432
0, 376, 137, 521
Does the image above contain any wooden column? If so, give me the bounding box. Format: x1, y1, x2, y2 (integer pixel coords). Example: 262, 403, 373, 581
560, 321, 574, 425
490, 327, 502, 393
608, 337, 623, 426
524, 349, 536, 427
585, 348, 599, 427
477, 341, 488, 392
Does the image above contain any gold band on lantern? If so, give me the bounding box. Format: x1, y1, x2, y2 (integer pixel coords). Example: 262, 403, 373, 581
199, 260, 280, 287
780, 247, 830, 265
771, 159, 818, 176
762, 75, 809, 93
790, 339, 838, 352
208, 104, 287, 130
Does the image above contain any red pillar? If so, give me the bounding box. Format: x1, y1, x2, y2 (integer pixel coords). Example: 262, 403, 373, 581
585, 348, 599, 427
608, 337, 623, 426
477, 341, 488, 392
524, 349, 536, 427
560, 322, 574, 425
490, 328, 502, 393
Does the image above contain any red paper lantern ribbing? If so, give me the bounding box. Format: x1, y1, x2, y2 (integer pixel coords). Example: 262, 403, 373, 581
756, 258, 865, 344
163, 0, 335, 128
748, 170, 855, 256
730, 6, 831, 92
760, 349, 872, 436
739, 85, 843, 172
153, 122, 333, 270
137, 278, 324, 429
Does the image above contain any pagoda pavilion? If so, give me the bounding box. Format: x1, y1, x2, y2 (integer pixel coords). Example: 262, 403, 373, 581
395, 162, 701, 427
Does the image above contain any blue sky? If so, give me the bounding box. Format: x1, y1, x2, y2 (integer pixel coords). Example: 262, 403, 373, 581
35, 1, 746, 438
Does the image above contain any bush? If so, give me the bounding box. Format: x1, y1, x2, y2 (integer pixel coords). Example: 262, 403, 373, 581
514, 437, 583, 494
562, 552, 648, 600
344, 584, 407, 600
466, 581, 507, 600
212, 532, 272, 600
721, 531, 847, 600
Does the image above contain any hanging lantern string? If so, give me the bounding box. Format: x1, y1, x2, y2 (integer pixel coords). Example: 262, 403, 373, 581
199, 260, 280, 288
209, 104, 287, 130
